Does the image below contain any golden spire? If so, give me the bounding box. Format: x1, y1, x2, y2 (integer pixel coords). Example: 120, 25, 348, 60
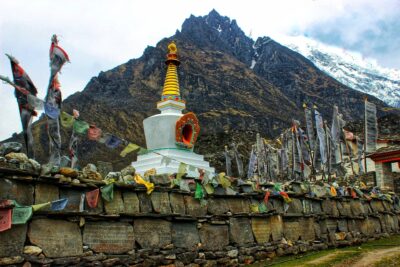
162, 42, 181, 100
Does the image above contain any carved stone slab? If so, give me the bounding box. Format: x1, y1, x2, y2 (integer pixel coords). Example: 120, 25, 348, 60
226, 198, 250, 214
302, 199, 312, 214
337, 201, 352, 217
322, 199, 339, 216
283, 220, 301, 241
0, 179, 34, 206
123, 192, 140, 214
199, 224, 229, 250
269, 215, 283, 241
338, 219, 348, 232
169, 193, 185, 214
134, 219, 171, 248
311, 200, 322, 213
104, 190, 124, 214
370, 200, 385, 213
172, 222, 199, 249
286, 198, 302, 214
326, 219, 338, 233
229, 218, 254, 245
251, 218, 270, 243
301, 218, 315, 241
207, 198, 229, 215
270, 198, 284, 213
184, 196, 207, 217
350, 200, 365, 216
151, 192, 171, 214
34, 184, 59, 211
28, 219, 82, 257
137, 192, 153, 213
83, 222, 134, 253
0, 224, 27, 257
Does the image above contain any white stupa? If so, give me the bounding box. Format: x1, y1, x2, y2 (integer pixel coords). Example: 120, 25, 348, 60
132, 42, 215, 177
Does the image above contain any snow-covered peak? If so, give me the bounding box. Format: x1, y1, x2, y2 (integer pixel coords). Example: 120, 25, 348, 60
276, 35, 400, 107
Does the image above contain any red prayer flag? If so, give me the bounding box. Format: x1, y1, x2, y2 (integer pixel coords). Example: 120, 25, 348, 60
0, 200, 13, 209
263, 191, 270, 204
86, 189, 100, 208
0, 209, 12, 232
351, 189, 357, 199
88, 125, 102, 141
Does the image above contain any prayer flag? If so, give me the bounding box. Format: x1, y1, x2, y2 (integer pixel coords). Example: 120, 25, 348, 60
279, 191, 292, 203
51, 198, 68, 211
73, 120, 89, 134
88, 125, 102, 141
134, 174, 154, 194
32, 202, 51, 211
104, 134, 122, 149
0, 200, 14, 209
49, 34, 70, 81
330, 186, 337, 197
203, 183, 214, 195
44, 102, 60, 119
179, 179, 190, 192
79, 194, 85, 212
315, 110, 327, 164
101, 183, 114, 202
263, 190, 271, 204
365, 100, 378, 153
27, 94, 45, 110
258, 202, 267, 213
177, 163, 187, 180
218, 173, 231, 188
0, 209, 12, 232
304, 107, 315, 151
86, 188, 100, 208
12, 206, 32, 224
195, 182, 204, 199
120, 143, 140, 157
344, 130, 354, 141
60, 112, 75, 128
250, 203, 259, 213
247, 147, 256, 179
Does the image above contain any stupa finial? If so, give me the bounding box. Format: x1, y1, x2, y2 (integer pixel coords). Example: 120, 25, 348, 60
161, 41, 181, 100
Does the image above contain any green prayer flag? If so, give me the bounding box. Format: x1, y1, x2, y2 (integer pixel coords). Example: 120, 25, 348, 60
101, 183, 114, 202
12, 206, 32, 224
195, 182, 204, 199
60, 112, 75, 128
177, 163, 187, 180
273, 183, 282, 192
258, 202, 267, 213
73, 120, 90, 134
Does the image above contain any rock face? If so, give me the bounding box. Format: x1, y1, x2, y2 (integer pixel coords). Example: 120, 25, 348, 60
2, 10, 396, 172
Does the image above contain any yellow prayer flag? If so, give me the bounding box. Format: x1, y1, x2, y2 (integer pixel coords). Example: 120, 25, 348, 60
134, 174, 155, 194
330, 186, 337, 197
120, 143, 140, 157
176, 163, 187, 180
32, 202, 51, 212
60, 112, 75, 128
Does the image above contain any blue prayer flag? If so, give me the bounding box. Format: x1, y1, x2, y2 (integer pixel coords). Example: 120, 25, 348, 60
51, 198, 68, 211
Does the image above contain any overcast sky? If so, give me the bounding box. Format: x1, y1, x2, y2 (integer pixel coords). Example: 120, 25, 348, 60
0, 0, 399, 140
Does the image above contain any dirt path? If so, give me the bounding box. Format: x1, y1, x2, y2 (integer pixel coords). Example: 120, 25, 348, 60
306, 250, 355, 266
347, 246, 400, 267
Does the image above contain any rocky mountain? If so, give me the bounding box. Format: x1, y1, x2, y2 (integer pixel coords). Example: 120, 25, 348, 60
3, 10, 397, 173
280, 36, 400, 107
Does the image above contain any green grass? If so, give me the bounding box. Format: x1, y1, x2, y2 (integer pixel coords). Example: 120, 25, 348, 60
374, 253, 400, 267
249, 235, 400, 267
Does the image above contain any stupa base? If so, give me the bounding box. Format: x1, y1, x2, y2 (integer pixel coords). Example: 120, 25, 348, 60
132, 148, 215, 178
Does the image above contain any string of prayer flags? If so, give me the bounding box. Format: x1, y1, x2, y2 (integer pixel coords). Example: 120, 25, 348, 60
104, 134, 122, 149
194, 182, 204, 199
120, 143, 140, 157
88, 125, 102, 141
32, 202, 51, 211
12, 205, 32, 225
134, 174, 154, 194
50, 198, 68, 211
86, 188, 100, 208
60, 111, 75, 128
0, 208, 12, 232
73, 119, 90, 135
44, 102, 60, 119
279, 191, 292, 203
101, 183, 114, 202
177, 163, 187, 180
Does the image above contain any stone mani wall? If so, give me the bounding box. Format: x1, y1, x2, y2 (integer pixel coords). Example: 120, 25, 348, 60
1, 176, 400, 266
